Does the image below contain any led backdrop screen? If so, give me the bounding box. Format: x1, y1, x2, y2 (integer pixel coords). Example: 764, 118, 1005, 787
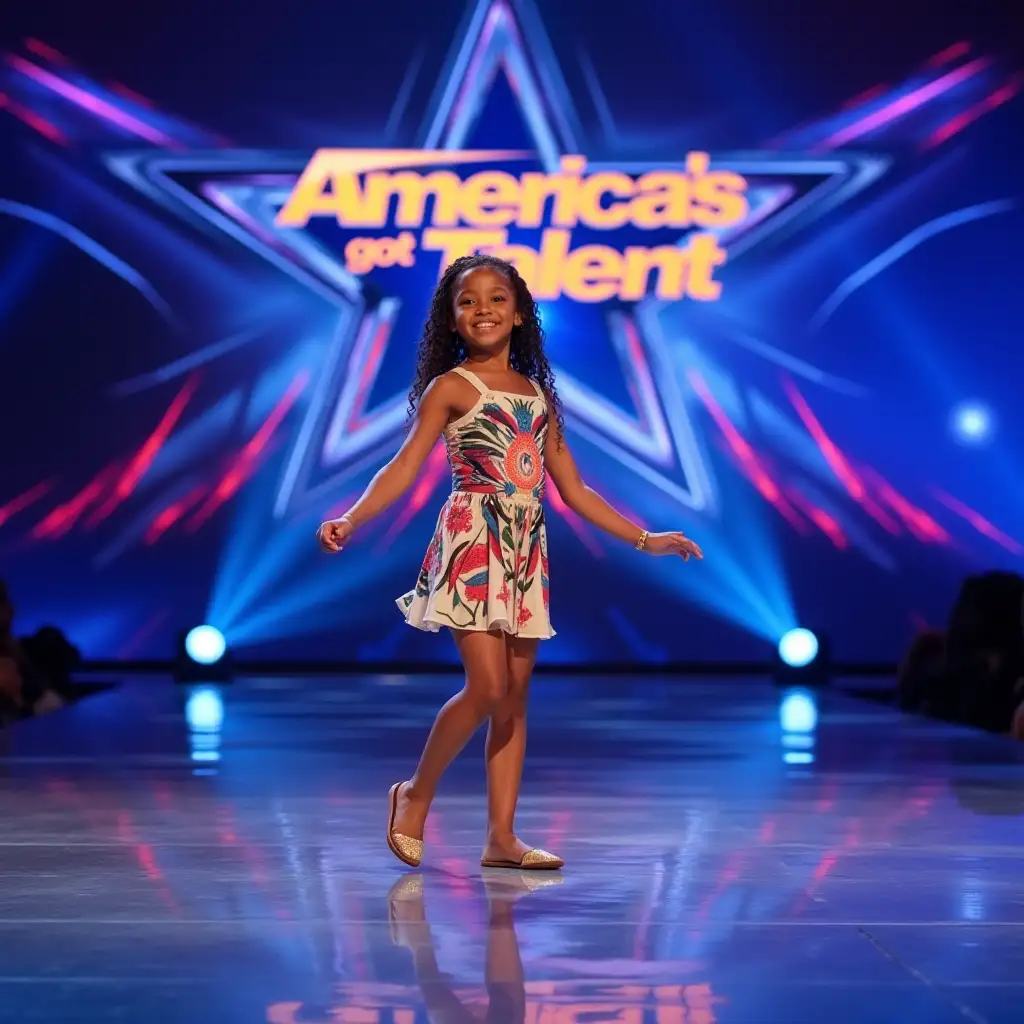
1, 0, 1021, 663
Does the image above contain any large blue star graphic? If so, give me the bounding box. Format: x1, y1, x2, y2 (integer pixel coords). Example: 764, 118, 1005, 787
105, 0, 886, 520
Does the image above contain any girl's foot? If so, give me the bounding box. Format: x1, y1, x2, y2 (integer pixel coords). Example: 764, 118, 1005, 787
392, 781, 430, 842
481, 831, 564, 870
388, 782, 426, 867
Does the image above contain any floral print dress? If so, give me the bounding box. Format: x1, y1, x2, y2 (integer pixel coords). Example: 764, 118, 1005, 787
396, 366, 554, 639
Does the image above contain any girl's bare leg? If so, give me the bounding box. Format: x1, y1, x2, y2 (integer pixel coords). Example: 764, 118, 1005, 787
483, 883, 527, 1024
482, 635, 538, 864
392, 628, 508, 840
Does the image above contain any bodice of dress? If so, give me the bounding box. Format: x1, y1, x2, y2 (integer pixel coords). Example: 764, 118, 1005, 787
444, 367, 548, 502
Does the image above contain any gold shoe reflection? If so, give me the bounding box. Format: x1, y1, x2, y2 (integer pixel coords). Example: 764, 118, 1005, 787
483, 869, 564, 896
386, 871, 427, 950
480, 847, 564, 870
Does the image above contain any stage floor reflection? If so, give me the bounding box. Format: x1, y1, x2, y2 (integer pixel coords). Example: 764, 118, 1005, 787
2, 673, 1023, 1023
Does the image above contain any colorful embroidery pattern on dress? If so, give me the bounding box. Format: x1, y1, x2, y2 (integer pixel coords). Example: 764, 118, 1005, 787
397, 367, 554, 639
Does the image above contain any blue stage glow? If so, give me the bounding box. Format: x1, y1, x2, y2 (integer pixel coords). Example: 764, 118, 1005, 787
779, 689, 818, 733
185, 686, 224, 732
184, 626, 227, 666
778, 628, 820, 668
951, 402, 994, 445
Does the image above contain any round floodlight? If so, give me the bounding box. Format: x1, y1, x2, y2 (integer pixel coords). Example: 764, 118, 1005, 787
778, 628, 819, 668
184, 625, 226, 665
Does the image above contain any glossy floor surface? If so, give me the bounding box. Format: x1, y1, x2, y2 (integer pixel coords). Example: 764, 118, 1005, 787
2, 674, 1023, 1023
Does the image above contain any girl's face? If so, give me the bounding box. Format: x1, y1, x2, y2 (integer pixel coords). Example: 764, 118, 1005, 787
451, 266, 522, 354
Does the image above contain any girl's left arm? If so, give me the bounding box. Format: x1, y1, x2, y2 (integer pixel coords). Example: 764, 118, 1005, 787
544, 407, 703, 560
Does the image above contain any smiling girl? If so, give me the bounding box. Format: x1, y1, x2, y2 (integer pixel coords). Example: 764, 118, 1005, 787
317, 254, 702, 871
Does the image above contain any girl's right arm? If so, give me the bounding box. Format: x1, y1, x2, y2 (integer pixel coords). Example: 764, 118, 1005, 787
317, 376, 456, 552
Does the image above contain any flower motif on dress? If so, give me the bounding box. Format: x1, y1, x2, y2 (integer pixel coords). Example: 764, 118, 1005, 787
504, 432, 542, 492
445, 500, 473, 535
455, 542, 490, 602
517, 605, 533, 628
424, 535, 439, 572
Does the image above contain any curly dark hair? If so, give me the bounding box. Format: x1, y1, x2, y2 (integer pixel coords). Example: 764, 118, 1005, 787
408, 254, 564, 444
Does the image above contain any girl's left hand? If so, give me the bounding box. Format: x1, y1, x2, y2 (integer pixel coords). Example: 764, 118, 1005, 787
646, 532, 703, 560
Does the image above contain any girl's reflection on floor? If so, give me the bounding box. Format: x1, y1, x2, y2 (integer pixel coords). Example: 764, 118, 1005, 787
388, 870, 560, 1024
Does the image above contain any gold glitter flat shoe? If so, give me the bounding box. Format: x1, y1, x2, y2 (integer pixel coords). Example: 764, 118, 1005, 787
480, 847, 564, 871
387, 782, 423, 868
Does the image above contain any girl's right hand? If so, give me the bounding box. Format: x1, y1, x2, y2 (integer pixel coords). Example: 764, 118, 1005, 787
317, 516, 354, 553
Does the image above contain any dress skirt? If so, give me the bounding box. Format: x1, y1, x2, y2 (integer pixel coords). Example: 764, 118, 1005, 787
396, 490, 554, 639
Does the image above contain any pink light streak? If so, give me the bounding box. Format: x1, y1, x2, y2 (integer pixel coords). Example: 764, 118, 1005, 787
782, 378, 901, 535
189, 371, 309, 529
0, 480, 54, 529
32, 465, 120, 539
817, 57, 991, 150
788, 490, 849, 549
351, 321, 393, 431
0, 92, 67, 144
932, 488, 1023, 555
8, 55, 179, 147
841, 82, 890, 110
784, 380, 866, 499
107, 80, 154, 109
688, 369, 804, 530
924, 75, 1023, 148
926, 41, 971, 68
862, 468, 949, 544
24, 38, 68, 65
145, 485, 207, 545
88, 374, 200, 526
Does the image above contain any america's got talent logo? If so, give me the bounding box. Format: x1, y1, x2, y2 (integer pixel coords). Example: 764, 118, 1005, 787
276, 149, 749, 303
103, 0, 882, 518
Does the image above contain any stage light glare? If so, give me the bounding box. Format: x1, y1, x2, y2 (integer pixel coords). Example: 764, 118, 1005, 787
783, 750, 815, 765
184, 625, 226, 665
951, 401, 993, 445
185, 686, 224, 732
778, 628, 819, 668
779, 689, 818, 733
782, 732, 815, 749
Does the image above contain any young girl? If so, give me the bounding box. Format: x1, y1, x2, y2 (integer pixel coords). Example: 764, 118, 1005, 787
316, 254, 703, 871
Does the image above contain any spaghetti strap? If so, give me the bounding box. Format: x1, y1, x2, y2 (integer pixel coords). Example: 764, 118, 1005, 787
529, 378, 545, 400
451, 365, 489, 394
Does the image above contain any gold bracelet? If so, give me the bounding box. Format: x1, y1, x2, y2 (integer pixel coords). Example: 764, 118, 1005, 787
636, 529, 648, 551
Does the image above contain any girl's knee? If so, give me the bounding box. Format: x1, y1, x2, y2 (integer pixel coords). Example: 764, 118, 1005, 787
465, 672, 508, 714
493, 677, 530, 723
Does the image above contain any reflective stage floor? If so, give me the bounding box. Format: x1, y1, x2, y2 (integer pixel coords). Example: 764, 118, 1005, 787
2, 673, 1023, 1023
